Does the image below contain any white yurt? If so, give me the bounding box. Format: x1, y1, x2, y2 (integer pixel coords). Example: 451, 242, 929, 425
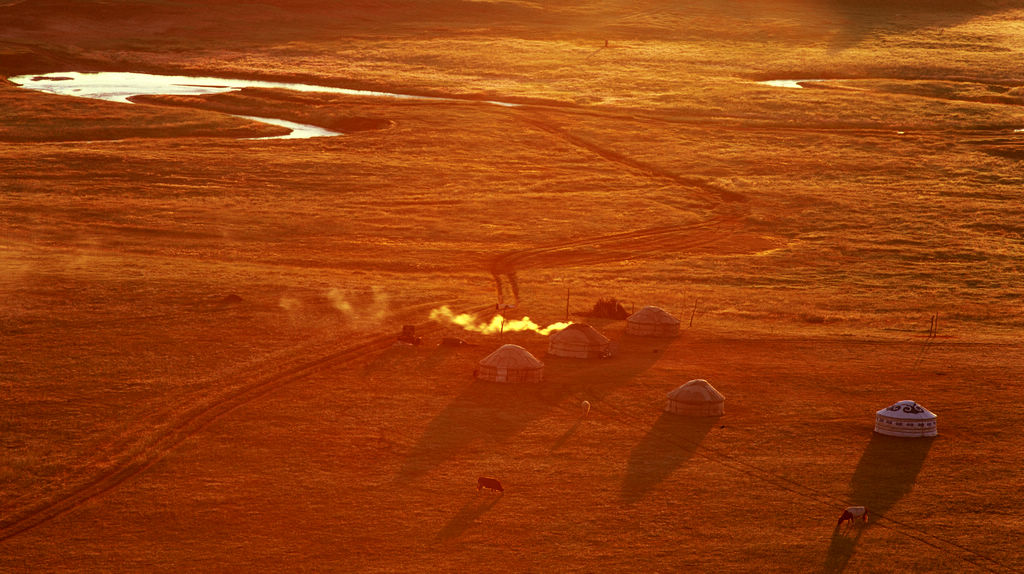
874, 400, 937, 437
548, 323, 612, 359
625, 306, 681, 337
476, 344, 544, 383
665, 379, 725, 416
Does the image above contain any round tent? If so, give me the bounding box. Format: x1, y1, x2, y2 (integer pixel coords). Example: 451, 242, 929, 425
548, 323, 612, 359
476, 344, 544, 383
625, 306, 681, 337
874, 400, 937, 437
665, 379, 725, 416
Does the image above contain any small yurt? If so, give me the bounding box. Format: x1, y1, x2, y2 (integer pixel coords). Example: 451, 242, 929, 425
665, 379, 725, 416
548, 323, 612, 359
625, 306, 681, 337
476, 344, 544, 383
874, 400, 937, 437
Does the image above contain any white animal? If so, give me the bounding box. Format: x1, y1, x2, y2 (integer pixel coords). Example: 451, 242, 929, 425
581, 400, 591, 416
837, 506, 868, 526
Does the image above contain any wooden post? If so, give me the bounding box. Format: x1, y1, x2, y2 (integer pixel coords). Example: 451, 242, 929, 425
689, 299, 699, 328
566, 288, 570, 322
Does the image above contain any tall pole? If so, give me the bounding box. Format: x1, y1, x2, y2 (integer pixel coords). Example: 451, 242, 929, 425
565, 288, 570, 322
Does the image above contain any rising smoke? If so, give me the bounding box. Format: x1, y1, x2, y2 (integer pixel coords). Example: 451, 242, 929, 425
429, 305, 571, 335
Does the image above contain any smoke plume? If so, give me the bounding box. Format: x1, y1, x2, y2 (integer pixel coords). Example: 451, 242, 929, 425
429, 306, 571, 335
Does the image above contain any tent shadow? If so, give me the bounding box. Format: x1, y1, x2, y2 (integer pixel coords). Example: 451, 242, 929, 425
823, 433, 934, 572
849, 433, 934, 517
621, 412, 716, 504
435, 493, 503, 541
396, 336, 672, 481
396, 381, 540, 480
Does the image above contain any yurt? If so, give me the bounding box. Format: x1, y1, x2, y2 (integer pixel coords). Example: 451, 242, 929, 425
476, 344, 544, 383
665, 379, 725, 416
874, 400, 937, 437
548, 323, 612, 359
625, 306, 681, 337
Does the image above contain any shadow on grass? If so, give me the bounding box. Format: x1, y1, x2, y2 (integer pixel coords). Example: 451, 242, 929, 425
396, 336, 672, 481
435, 493, 503, 541
621, 412, 716, 504
824, 525, 865, 574
824, 433, 934, 573
824, 1, 1011, 53
550, 419, 583, 452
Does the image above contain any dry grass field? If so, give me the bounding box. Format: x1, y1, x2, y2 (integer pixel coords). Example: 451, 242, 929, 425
2, 1, 1023, 571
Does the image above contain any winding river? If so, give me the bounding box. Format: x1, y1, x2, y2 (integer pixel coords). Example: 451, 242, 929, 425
8, 71, 517, 139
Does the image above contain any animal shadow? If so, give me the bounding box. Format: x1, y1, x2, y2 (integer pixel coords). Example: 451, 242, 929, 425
823, 433, 934, 573
621, 412, 716, 503
550, 419, 583, 452
435, 494, 502, 541
824, 525, 865, 574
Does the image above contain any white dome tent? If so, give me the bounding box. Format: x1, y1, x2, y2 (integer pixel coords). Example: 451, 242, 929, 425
874, 400, 937, 437
476, 344, 544, 383
625, 306, 681, 337
665, 379, 725, 416
547, 323, 612, 359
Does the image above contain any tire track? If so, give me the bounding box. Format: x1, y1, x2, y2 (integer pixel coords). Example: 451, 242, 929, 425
518, 114, 748, 205
487, 112, 753, 304
0, 303, 493, 543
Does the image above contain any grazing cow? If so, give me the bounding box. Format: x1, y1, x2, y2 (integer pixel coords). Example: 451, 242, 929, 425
477, 477, 504, 493
837, 506, 868, 526
581, 400, 591, 416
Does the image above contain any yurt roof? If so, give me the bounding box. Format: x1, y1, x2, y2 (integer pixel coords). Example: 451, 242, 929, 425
667, 379, 724, 403
550, 323, 610, 345
479, 344, 544, 369
875, 400, 936, 420
627, 306, 681, 325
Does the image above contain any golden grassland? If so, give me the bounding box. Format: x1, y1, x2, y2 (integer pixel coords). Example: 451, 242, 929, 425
1, 1, 1023, 571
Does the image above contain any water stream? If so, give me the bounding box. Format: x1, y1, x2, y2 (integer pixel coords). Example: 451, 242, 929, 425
8, 71, 517, 140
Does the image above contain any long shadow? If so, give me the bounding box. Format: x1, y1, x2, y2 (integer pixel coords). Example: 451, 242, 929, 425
823, 1, 1013, 52
621, 412, 716, 504
550, 419, 583, 452
435, 494, 502, 541
824, 526, 865, 574
824, 433, 935, 572
397, 335, 672, 481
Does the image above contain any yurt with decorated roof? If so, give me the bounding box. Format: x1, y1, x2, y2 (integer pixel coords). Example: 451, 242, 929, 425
874, 400, 937, 437
476, 344, 544, 383
548, 323, 612, 359
665, 379, 725, 417
625, 306, 681, 337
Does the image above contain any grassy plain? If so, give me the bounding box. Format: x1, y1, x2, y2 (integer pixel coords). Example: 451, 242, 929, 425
1, 1, 1023, 571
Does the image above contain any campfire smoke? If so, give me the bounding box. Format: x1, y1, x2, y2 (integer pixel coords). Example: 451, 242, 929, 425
429, 306, 570, 336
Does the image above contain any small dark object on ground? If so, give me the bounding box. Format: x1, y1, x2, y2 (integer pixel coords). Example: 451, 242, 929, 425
398, 324, 422, 345
585, 297, 630, 319
477, 477, 504, 493
217, 294, 244, 306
